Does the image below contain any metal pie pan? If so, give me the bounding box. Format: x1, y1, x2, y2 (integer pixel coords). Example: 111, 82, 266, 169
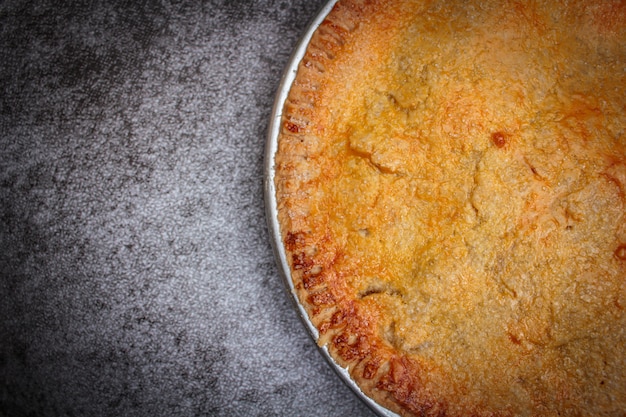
264, 1, 399, 416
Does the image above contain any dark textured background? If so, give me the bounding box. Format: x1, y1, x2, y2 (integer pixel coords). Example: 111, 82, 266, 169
0, 1, 376, 416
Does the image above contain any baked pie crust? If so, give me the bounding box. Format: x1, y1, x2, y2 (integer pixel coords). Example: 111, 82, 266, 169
274, 0, 626, 415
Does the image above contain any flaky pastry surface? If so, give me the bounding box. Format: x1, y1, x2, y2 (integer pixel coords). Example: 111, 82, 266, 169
274, 1, 626, 415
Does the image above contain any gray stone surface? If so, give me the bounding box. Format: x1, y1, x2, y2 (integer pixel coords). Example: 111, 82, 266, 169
0, 1, 376, 416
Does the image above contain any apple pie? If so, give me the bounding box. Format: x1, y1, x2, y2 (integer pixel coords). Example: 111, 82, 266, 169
274, 0, 626, 415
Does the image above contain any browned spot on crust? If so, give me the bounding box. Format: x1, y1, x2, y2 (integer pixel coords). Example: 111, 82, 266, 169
292, 252, 314, 270
491, 131, 507, 148
285, 231, 305, 251
284, 120, 301, 133
308, 291, 335, 306
318, 321, 332, 334
377, 356, 447, 417
591, 0, 626, 35
331, 308, 347, 327
507, 332, 522, 345
333, 331, 371, 361
302, 272, 323, 290
363, 357, 381, 379
614, 244, 626, 260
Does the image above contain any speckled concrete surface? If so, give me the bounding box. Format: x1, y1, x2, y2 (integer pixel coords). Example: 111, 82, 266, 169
0, 1, 376, 416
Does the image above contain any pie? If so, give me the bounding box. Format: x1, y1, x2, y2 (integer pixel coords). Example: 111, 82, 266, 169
273, 0, 626, 415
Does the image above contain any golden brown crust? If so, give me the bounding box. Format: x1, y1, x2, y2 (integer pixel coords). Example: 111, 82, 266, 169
275, 0, 626, 416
